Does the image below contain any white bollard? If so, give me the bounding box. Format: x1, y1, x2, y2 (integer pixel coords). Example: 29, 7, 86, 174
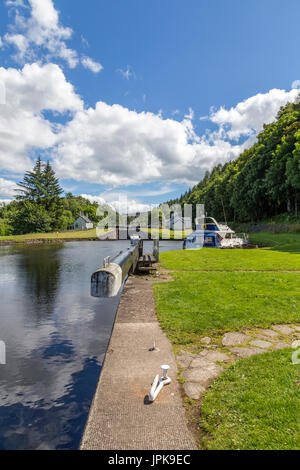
148, 365, 171, 402
161, 364, 170, 379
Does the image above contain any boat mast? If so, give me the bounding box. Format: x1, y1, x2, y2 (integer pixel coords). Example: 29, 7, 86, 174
221, 196, 227, 225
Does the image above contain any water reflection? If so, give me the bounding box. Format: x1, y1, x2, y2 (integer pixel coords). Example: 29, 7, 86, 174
0, 240, 182, 449
0, 358, 101, 450
17, 245, 62, 323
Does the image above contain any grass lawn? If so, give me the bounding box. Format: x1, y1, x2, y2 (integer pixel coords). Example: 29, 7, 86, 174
154, 234, 300, 450
248, 231, 300, 253
154, 271, 300, 342
200, 349, 300, 450
155, 240, 300, 342
158, 246, 300, 272
0, 228, 105, 242
0, 227, 192, 243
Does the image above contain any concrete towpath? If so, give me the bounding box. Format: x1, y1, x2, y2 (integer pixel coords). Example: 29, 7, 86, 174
81, 276, 197, 450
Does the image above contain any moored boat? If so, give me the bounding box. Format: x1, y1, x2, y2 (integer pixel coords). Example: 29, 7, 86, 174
183, 217, 248, 249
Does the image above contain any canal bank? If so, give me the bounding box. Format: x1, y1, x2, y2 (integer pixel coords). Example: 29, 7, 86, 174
80, 275, 196, 450
0, 238, 96, 247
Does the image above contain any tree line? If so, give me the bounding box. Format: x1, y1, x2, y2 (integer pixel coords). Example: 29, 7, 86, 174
2, 96, 300, 235
0, 158, 102, 236
166, 97, 300, 223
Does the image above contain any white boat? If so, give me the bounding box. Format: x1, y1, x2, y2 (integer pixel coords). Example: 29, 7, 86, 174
130, 234, 141, 245
189, 217, 248, 248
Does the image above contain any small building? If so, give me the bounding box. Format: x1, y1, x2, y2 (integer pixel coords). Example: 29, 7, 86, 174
164, 214, 192, 230
72, 214, 94, 231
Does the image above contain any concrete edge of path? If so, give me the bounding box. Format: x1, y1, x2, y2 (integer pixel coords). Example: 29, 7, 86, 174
80, 275, 197, 450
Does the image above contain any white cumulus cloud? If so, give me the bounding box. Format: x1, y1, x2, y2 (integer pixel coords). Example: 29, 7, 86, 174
0, 62, 82, 174
0, 58, 299, 190
81, 193, 153, 215
4, 0, 78, 67
51, 95, 270, 186
210, 88, 299, 141
81, 56, 103, 74
0, 177, 18, 197
117, 65, 135, 80
3, 0, 102, 72
292, 80, 300, 90
49, 86, 299, 187
53, 101, 201, 185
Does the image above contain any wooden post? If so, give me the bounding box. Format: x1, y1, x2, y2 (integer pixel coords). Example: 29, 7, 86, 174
153, 239, 159, 263
138, 240, 143, 258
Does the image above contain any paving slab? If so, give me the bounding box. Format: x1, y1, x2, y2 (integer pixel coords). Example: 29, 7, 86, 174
182, 364, 223, 387
272, 324, 294, 335
260, 329, 280, 338
222, 332, 249, 346
250, 339, 272, 349
199, 350, 229, 363
190, 357, 214, 368
273, 342, 290, 350
229, 347, 267, 358
183, 382, 206, 400
176, 352, 194, 369
255, 334, 276, 341
81, 276, 196, 450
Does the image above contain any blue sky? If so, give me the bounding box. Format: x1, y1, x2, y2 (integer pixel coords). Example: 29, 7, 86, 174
0, 0, 300, 212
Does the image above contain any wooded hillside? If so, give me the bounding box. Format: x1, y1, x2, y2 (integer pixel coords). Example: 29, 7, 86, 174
167, 97, 300, 223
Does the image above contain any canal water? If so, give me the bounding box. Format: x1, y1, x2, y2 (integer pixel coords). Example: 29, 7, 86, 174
0, 240, 182, 450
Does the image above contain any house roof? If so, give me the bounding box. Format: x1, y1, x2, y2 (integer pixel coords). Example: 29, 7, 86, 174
77, 215, 93, 224
166, 215, 191, 223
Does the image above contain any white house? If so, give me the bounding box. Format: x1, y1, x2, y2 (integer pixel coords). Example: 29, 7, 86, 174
72, 214, 94, 231
164, 214, 192, 230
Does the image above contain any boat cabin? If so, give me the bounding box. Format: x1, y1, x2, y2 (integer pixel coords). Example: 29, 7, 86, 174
183, 230, 222, 249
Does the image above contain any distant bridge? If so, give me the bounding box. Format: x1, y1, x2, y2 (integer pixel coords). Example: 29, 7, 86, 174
98, 226, 150, 240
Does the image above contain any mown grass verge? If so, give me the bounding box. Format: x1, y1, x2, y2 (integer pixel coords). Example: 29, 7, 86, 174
200, 349, 300, 450
0, 227, 192, 243
248, 231, 300, 253
154, 235, 300, 450
154, 271, 300, 343
0, 228, 102, 242
157, 245, 300, 272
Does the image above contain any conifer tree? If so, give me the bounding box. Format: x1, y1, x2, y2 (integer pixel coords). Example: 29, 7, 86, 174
16, 156, 44, 203
15, 158, 64, 232
42, 161, 63, 211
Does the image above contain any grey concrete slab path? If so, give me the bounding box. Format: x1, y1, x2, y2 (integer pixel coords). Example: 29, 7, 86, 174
81, 276, 197, 450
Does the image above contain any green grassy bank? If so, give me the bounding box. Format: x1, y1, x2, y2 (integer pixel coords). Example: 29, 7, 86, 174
155, 271, 300, 343
0, 227, 189, 243
153, 233, 300, 450
154, 233, 300, 340
200, 349, 300, 450
0, 228, 99, 243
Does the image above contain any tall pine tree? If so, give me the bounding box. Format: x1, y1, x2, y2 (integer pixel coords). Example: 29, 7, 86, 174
15, 158, 64, 232
16, 156, 44, 203
42, 161, 63, 211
